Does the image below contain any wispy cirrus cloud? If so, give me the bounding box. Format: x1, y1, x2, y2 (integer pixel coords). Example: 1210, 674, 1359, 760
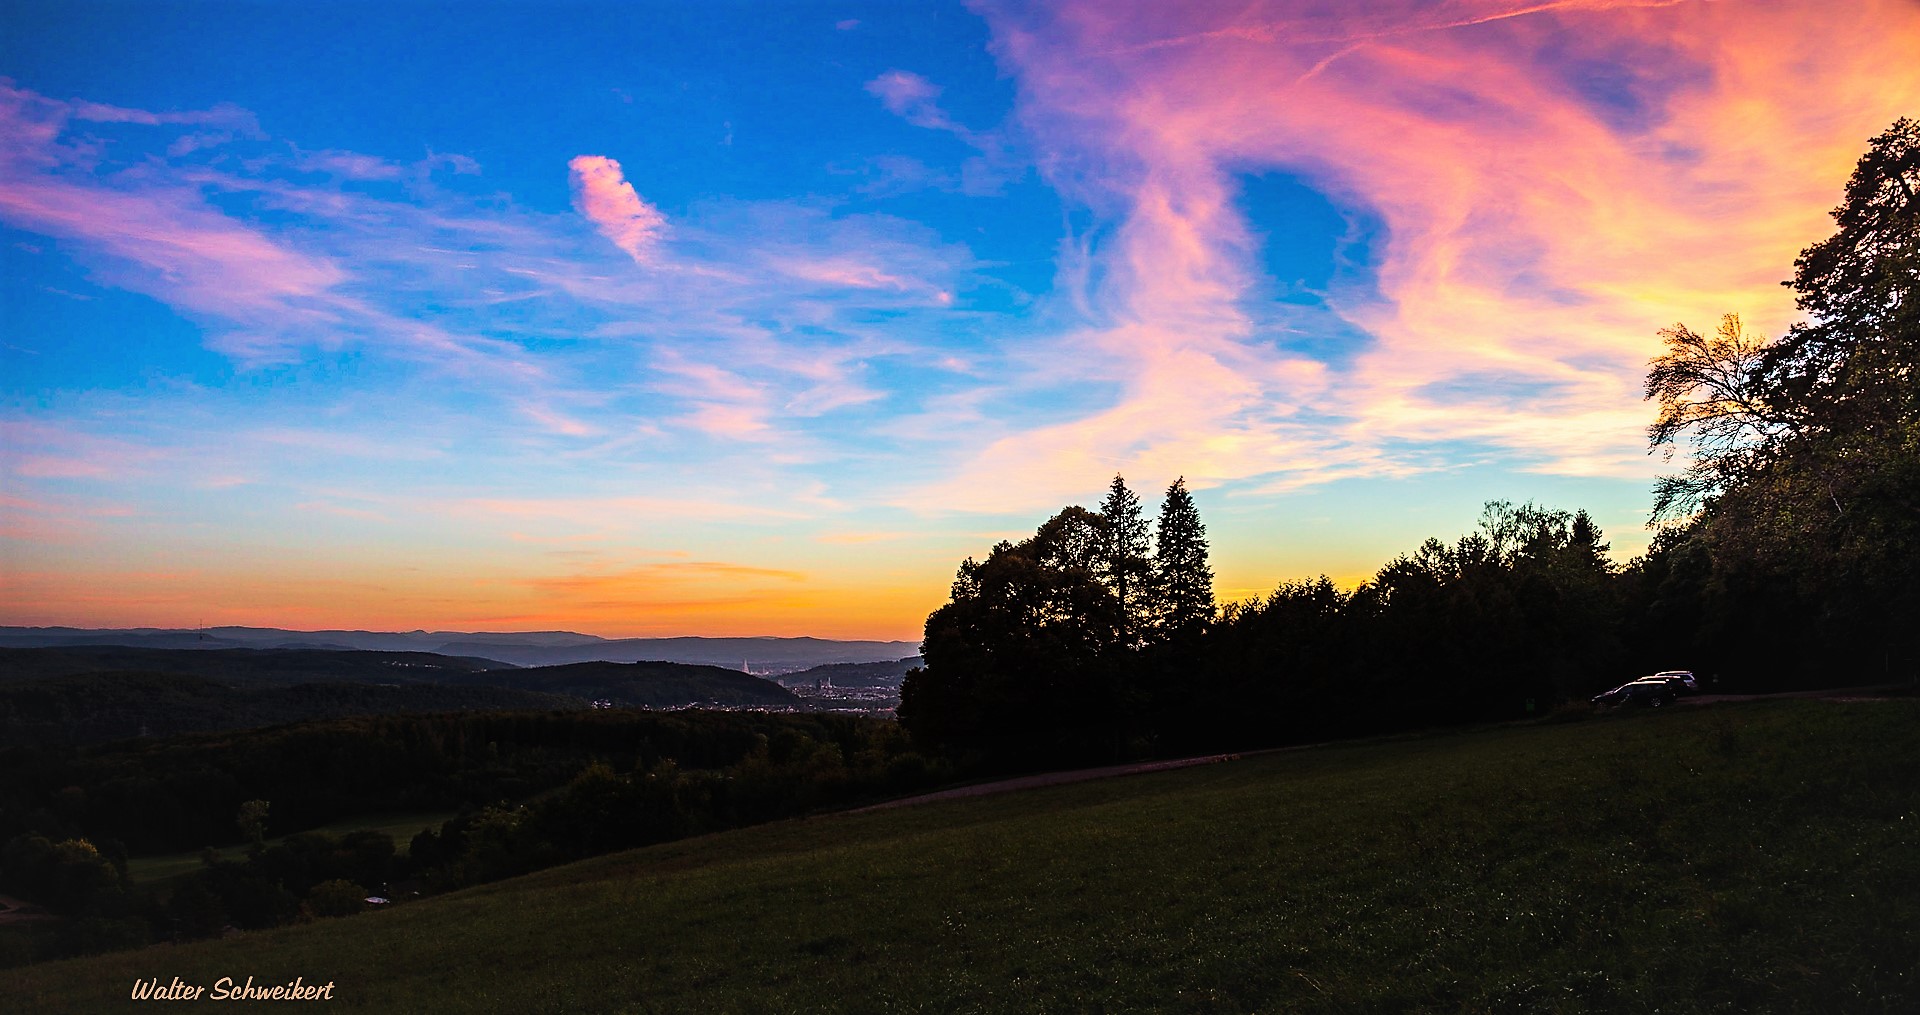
916, 0, 1920, 512
867, 71, 963, 134
450, 494, 805, 528
865, 68, 1026, 195
5, 3, 1908, 637
0, 419, 163, 481
0, 78, 981, 481
0, 490, 136, 543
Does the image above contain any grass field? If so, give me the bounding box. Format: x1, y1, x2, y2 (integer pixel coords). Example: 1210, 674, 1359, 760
5, 700, 1916, 1012
122, 811, 456, 887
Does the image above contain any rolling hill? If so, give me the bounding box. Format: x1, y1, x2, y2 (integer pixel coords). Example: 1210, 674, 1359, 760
3, 699, 1912, 1011
0, 648, 799, 747
778, 656, 922, 688
434, 659, 801, 708
0, 672, 581, 747
0, 646, 515, 684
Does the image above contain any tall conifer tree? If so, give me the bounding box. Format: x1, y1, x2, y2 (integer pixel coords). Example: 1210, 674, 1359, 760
1151, 477, 1214, 640
1096, 474, 1152, 640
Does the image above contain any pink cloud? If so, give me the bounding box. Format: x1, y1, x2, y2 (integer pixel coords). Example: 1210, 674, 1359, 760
1111, 0, 1695, 51
648, 350, 775, 441
771, 254, 916, 292
866, 71, 947, 125
0, 488, 138, 545
567, 154, 668, 265
296, 149, 405, 181
517, 402, 602, 438
918, 0, 1920, 511
0, 85, 564, 391
0, 420, 161, 481
0, 172, 345, 323
67, 98, 257, 130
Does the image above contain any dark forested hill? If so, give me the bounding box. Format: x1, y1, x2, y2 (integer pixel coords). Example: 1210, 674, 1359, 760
0, 646, 515, 684
778, 657, 922, 688
444, 660, 801, 707
0, 672, 581, 746
0, 648, 798, 748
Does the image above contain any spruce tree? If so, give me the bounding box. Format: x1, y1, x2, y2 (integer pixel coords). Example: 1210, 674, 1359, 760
1096, 473, 1152, 640
1151, 477, 1214, 641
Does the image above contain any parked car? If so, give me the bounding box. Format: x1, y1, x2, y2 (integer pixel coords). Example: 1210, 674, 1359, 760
1638, 674, 1696, 695
1591, 679, 1679, 708
1652, 670, 1698, 692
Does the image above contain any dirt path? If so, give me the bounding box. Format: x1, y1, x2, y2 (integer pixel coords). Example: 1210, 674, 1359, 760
849, 752, 1254, 813
0, 894, 53, 925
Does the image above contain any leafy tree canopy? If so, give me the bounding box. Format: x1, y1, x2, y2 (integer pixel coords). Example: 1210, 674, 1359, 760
1639, 116, 1920, 678
1648, 116, 1920, 521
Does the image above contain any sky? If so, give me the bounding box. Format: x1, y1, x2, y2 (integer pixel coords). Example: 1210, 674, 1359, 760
2, 0, 1917, 641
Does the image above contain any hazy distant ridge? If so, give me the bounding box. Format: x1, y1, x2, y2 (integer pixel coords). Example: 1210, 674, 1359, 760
0, 627, 916, 670
0, 646, 801, 746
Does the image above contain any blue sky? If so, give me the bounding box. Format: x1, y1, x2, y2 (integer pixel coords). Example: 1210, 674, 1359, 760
3, 0, 1916, 637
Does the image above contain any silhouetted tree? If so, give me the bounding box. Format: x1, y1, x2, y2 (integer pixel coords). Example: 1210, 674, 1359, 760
901, 505, 1126, 761
1095, 474, 1153, 641
1150, 478, 1215, 642
1635, 118, 1920, 685
1761, 117, 1920, 436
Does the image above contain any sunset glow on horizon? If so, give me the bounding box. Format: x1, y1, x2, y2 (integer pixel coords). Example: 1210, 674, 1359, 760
4, 0, 1918, 641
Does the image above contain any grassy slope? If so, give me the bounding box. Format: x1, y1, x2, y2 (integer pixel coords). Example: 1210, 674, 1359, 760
5, 700, 1916, 1013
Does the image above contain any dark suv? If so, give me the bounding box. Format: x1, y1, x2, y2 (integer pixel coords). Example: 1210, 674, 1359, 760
1590, 679, 1679, 708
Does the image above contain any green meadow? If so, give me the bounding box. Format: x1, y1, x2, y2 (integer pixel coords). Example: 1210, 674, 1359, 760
5, 699, 1915, 1013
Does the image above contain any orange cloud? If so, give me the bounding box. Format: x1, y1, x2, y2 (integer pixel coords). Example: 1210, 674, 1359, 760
567, 154, 668, 265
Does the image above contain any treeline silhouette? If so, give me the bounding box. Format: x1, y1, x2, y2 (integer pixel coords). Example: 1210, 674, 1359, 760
899, 484, 1629, 763
903, 118, 1919, 766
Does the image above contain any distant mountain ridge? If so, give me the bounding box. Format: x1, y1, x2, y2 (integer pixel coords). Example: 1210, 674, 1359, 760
0, 646, 515, 684
0, 626, 917, 671
0, 646, 802, 747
